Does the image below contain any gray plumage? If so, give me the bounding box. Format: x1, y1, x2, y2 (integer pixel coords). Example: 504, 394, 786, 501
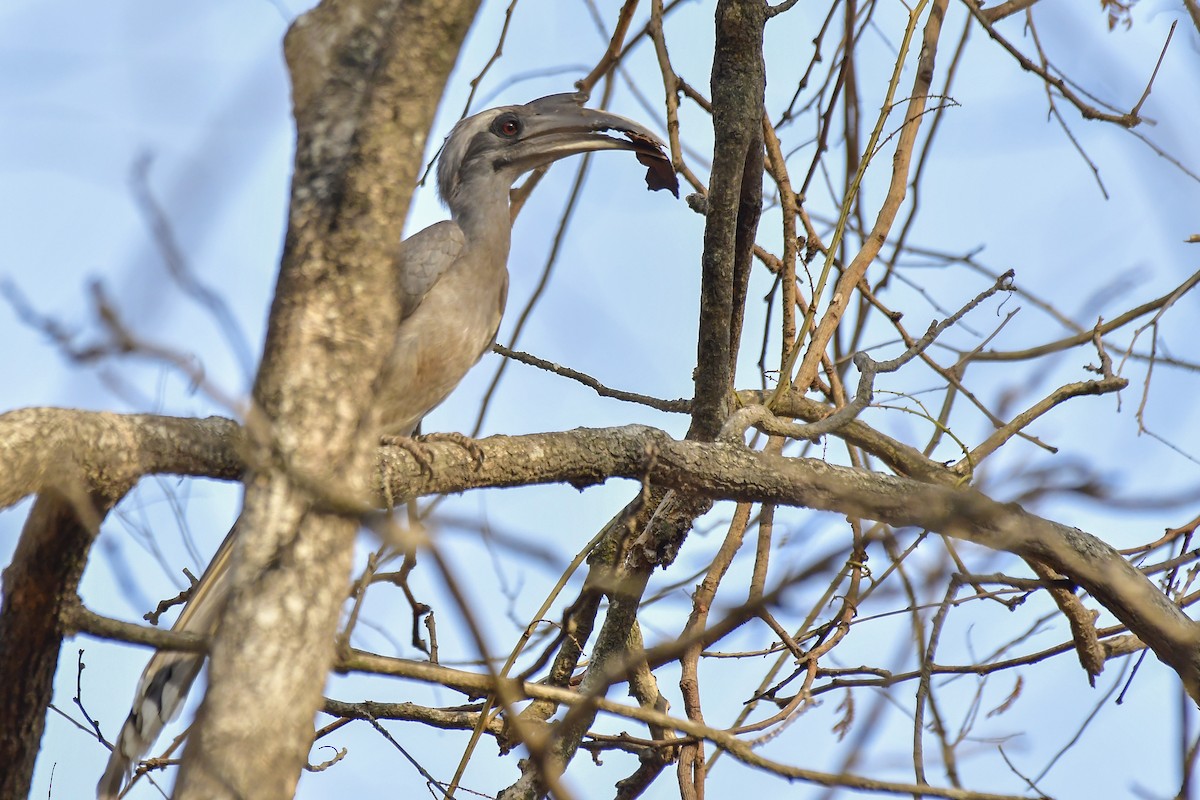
98, 92, 672, 798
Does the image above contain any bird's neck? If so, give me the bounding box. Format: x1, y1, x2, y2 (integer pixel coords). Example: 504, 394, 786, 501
447, 177, 514, 258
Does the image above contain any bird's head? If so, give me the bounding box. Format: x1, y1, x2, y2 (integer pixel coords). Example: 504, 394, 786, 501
437, 92, 677, 210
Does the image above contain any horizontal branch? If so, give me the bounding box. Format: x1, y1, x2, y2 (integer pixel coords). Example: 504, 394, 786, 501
65, 594, 1028, 800
321, 698, 505, 737
64, 602, 207, 653
0, 407, 243, 508
7, 407, 1200, 704
382, 426, 1200, 701
334, 649, 1028, 800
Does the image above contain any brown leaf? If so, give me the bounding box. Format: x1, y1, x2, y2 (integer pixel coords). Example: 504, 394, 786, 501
624, 131, 680, 198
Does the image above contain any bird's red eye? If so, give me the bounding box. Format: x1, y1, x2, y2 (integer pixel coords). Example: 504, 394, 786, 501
494, 116, 521, 138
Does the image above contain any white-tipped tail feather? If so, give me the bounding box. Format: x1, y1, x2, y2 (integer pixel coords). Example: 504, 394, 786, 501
97, 532, 235, 799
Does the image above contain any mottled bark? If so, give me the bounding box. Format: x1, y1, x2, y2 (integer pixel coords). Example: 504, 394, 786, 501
0, 408, 236, 799
688, 0, 765, 442
5, 409, 1198, 715
0, 487, 125, 798
171, 1, 482, 797
501, 3, 769, 797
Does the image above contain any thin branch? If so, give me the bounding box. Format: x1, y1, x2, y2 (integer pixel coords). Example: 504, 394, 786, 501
493, 344, 690, 413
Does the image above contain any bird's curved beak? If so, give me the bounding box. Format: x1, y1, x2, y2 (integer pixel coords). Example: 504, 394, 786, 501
496, 93, 679, 196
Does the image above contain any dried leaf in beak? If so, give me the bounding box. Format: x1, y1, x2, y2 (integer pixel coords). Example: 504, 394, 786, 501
624, 131, 680, 197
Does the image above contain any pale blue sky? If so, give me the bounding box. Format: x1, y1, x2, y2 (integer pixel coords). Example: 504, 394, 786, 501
3, 1, 1200, 798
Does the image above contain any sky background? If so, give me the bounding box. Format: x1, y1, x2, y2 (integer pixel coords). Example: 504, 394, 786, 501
3, 0, 1200, 798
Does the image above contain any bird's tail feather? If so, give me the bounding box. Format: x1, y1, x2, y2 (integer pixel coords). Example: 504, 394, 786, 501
96, 528, 236, 799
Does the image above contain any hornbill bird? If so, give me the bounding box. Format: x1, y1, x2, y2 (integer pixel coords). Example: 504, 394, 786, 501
98, 92, 676, 798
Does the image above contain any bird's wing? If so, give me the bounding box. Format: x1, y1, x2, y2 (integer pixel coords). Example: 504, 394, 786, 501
97, 529, 237, 799
397, 220, 466, 319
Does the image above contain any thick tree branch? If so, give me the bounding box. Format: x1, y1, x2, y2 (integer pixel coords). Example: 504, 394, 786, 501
0, 408, 238, 798
497, 4, 770, 796
172, 2, 482, 797
0, 487, 127, 797
689, 0, 765, 440
6, 407, 1198, 708
0, 408, 242, 509
378, 425, 1200, 709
